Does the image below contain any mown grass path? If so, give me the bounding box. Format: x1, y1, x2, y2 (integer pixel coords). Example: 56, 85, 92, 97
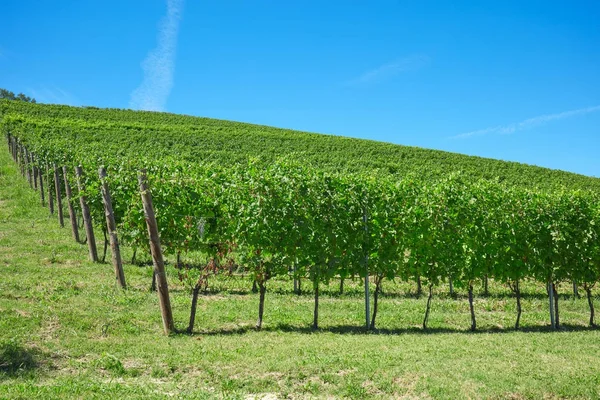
1, 148, 599, 399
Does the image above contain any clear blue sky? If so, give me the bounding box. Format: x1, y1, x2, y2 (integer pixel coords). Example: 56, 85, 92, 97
2, 1, 599, 177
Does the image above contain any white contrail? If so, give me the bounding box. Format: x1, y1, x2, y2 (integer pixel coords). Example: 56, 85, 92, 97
347, 55, 430, 86
129, 0, 184, 111
452, 105, 600, 139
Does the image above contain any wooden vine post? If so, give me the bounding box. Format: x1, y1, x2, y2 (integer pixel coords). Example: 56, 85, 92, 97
363, 209, 370, 329
11, 137, 17, 162
62, 166, 80, 242
53, 163, 64, 227
47, 165, 54, 214
293, 264, 299, 294
32, 153, 38, 191
139, 169, 174, 335
20, 144, 26, 177
24, 148, 32, 187
75, 166, 99, 262
20, 145, 26, 177
548, 281, 556, 329
37, 157, 45, 206
8, 135, 13, 160
99, 167, 126, 288
29, 151, 36, 189
18, 143, 24, 176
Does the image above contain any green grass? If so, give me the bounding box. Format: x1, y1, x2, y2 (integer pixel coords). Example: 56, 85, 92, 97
1, 147, 600, 399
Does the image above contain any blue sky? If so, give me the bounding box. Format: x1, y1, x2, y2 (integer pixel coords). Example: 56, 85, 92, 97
2, 1, 599, 177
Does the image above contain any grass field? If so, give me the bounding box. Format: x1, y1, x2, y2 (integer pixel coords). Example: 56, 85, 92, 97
1, 147, 600, 399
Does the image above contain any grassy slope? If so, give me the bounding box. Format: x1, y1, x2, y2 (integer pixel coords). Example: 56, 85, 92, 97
1, 146, 600, 399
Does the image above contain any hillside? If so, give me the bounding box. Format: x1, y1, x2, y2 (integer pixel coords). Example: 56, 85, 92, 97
1, 147, 599, 398
2, 100, 599, 192
2, 100, 600, 399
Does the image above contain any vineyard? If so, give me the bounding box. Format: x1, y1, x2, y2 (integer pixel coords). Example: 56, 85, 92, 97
2, 99, 599, 337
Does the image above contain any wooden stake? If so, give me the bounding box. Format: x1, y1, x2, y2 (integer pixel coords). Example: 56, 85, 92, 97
12, 137, 17, 162
32, 154, 38, 191
139, 169, 174, 335
37, 157, 45, 206
99, 167, 126, 288
62, 166, 80, 242
47, 165, 54, 214
18, 143, 24, 176
54, 164, 64, 227
20, 144, 26, 177
548, 281, 556, 329
29, 152, 35, 186
363, 209, 370, 329
293, 264, 299, 294
75, 166, 98, 262
9, 135, 13, 160
24, 148, 32, 187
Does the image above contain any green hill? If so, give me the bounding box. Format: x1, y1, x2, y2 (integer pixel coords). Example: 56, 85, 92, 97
2, 100, 599, 192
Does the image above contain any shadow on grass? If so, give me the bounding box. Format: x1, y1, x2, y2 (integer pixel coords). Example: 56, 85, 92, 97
187, 323, 599, 337
157, 285, 561, 301
125, 266, 580, 301
0, 339, 39, 379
